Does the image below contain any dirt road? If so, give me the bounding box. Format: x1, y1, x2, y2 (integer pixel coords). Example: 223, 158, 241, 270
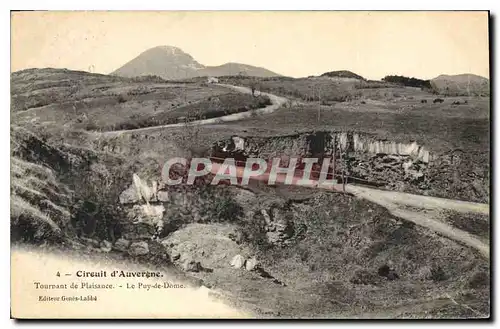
102, 84, 288, 137
347, 185, 489, 215
345, 185, 489, 258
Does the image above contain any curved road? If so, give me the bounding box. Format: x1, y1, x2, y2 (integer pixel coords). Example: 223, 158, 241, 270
102, 84, 288, 137
345, 185, 489, 258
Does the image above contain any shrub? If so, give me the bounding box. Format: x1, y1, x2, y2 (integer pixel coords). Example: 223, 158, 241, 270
116, 95, 127, 103
382, 75, 432, 89
468, 270, 489, 288
203, 195, 243, 222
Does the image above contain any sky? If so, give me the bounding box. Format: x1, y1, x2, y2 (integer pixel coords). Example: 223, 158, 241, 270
11, 11, 489, 80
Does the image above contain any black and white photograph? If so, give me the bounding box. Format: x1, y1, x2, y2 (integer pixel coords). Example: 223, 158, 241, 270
9, 10, 491, 319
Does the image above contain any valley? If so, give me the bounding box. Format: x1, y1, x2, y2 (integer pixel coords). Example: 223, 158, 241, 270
10, 46, 490, 318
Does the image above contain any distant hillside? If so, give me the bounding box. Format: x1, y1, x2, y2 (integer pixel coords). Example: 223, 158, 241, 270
320, 70, 365, 80
199, 62, 279, 78
382, 75, 432, 89
112, 46, 281, 80
431, 74, 490, 96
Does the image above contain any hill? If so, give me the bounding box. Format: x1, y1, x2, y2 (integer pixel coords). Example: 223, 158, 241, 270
431, 74, 490, 96
112, 46, 281, 80
382, 75, 432, 89
199, 62, 279, 78
320, 70, 365, 80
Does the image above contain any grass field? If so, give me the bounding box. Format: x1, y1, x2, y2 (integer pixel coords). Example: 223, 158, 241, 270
12, 69, 271, 133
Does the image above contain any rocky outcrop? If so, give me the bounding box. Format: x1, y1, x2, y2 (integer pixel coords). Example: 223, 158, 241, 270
113, 238, 131, 252
128, 241, 149, 256
161, 223, 253, 273
260, 207, 295, 247
119, 174, 159, 204
214, 132, 431, 164
230, 255, 246, 269
118, 174, 169, 241
245, 256, 259, 271
128, 204, 165, 226
212, 131, 432, 192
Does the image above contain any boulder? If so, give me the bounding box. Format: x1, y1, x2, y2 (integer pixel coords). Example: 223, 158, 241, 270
228, 231, 244, 244
113, 238, 131, 252
128, 241, 149, 256
99, 240, 112, 252
119, 174, 159, 204
261, 209, 272, 225
119, 184, 142, 204
230, 255, 246, 269
129, 204, 165, 226
170, 252, 181, 262
245, 257, 259, 271
157, 190, 170, 202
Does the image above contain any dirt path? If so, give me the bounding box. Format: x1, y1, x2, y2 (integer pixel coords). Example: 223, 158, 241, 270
345, 185, 489, 258
348, 185, 489, 215
102, 84, 288, 137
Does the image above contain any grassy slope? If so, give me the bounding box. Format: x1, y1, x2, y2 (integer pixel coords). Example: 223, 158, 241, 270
10, 126, 74, 242
12, 68, 270, 134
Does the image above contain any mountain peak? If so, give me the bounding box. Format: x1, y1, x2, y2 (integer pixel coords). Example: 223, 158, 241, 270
112, 46, 281, 80
150, 45, 186, 55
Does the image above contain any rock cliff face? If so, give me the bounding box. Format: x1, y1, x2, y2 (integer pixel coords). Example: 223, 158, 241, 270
212, 131, 431, 190
215, 132, 430, 163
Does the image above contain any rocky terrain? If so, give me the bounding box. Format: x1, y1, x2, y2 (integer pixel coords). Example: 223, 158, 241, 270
10, 67, 490, 318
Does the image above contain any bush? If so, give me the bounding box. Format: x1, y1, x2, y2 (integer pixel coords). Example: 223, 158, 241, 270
203, 195, 243, 222
116, 95, 127, 103
382, 75, 432, 89
468, 270, 489, 288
